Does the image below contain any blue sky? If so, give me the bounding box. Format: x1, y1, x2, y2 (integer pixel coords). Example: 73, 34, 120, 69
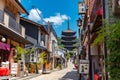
20, 0, 82, 37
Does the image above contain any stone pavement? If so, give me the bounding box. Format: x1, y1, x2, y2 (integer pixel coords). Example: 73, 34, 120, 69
10, 60, 79, 80
9, 74, 40, 80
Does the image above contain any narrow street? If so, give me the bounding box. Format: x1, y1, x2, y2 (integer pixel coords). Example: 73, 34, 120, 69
30, 60, 78, 80
16, 60, 78, 80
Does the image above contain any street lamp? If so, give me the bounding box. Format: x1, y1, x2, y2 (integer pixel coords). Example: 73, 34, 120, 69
77, 17, 82, 58
77, 18, 82, 48
77, 18, 82, 27
78, 1, 87, 80
77, 17, 82, 80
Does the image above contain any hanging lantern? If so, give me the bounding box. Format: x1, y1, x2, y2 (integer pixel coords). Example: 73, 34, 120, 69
1, 37, 6, 42
77, 18, 82, 27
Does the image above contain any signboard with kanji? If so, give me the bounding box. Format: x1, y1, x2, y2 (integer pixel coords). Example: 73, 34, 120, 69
79, 60, 89, 74
11, 63, 18, 75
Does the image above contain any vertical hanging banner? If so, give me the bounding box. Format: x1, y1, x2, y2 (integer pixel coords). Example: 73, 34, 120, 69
79, 60, 89, 74
11, 63, 18, 75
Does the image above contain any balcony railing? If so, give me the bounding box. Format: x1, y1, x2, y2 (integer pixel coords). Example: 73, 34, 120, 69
0, 9, 24, 35
9, 16, 22, 34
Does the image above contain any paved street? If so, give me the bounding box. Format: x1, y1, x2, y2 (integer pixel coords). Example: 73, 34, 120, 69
14, 61, 78, 80
29, 61, 78, 80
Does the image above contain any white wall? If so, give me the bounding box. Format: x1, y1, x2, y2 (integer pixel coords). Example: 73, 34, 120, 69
49, 32, 58, 52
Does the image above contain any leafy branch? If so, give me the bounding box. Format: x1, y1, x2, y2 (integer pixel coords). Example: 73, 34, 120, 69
38, 51, 47, 65
16, 46, 34, 60
93, 20, 120, 80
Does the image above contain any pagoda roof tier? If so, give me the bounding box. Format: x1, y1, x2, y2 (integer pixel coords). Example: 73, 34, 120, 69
61, 40, 76, 44
61, 41, 76, 45
64, 45, 76, 47
61, 36, 76, 40
64, 46, 77, 50
62, 30, 76, 36
62, 43, 75, 45
65, 47, 76, 50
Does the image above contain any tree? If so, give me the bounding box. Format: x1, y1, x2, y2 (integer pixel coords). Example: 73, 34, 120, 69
93, 20, 120, 80
57, 37, 64, 49
67, 53, 70, 59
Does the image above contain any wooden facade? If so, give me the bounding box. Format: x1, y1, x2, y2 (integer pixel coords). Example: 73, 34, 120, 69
0, 0, 31, 77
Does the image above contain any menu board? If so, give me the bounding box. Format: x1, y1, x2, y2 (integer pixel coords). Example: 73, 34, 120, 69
1, 61, 9, 69
79, 60, 89, 74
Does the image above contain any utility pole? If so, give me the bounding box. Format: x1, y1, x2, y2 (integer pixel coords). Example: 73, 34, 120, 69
88, 24, 92, 80
102, 0, 108, 80
32, 5, 47, 24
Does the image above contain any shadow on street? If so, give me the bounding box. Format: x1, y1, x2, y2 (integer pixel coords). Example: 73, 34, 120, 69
59, 69, 78, 80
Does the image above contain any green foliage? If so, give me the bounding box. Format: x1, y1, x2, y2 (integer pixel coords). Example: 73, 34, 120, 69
16, 46, 34, 60
57, 37, 61, 45
57, 37, 64, 49
57, 64, 62, 69
93, 20, 120, 80
70, 51, 75, 55
38, 51, 47, 65
59, 45, 64, 49
107, 50, 120, 79
67, 51, 75, 58
67, 53, 70, 59
16, 46, 27, 54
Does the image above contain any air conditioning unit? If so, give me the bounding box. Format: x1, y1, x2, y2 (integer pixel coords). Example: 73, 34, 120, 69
112, 0, 120, 15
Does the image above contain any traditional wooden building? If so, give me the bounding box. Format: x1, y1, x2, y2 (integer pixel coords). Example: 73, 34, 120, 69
80, 0, 103, 79
20, 17, 49, 73
44, 23, 58, 70
0, 0, 31, 77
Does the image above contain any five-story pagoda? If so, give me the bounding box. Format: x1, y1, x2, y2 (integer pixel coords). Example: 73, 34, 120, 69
61, 20, 76, 50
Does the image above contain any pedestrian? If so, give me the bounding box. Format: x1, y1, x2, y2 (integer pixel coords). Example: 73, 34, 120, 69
94, 70, 99, 80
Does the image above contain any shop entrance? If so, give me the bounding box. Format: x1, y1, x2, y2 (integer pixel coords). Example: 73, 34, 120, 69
0, 50, 10, 67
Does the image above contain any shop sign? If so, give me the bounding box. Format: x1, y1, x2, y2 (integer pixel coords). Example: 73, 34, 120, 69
11, 63, 18, 75
1, 61, 9, 68
79, 60, 89, 74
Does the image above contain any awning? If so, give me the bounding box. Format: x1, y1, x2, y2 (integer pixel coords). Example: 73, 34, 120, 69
96, 7, 102, 16
0, 42, 10, 51
35, 45, 47, 50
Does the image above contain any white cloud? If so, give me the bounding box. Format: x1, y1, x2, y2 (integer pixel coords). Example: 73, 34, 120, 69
28, 9, 69, 26
28, 8, 42, 22
44, 13, 69, 25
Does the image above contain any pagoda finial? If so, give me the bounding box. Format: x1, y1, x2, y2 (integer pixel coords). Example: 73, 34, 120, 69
67, 17, 70, 30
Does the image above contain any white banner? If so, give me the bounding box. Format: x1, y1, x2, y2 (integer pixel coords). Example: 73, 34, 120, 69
11, 63, 18, 75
